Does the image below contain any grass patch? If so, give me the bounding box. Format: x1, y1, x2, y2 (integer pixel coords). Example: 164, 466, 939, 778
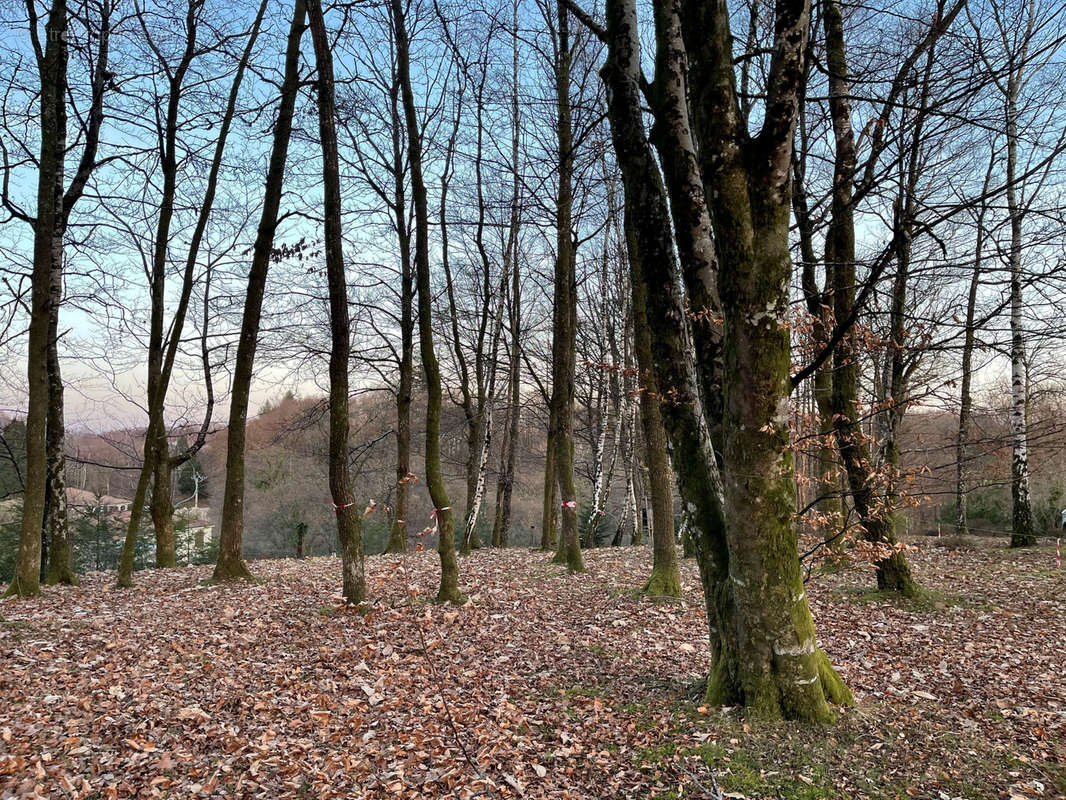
832, 585, 997, 613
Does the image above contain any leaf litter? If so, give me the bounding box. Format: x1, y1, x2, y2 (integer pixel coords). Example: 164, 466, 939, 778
1, 541, 1064, 798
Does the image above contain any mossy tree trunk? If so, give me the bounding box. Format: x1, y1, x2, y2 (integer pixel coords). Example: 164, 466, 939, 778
819, 0, 919, 595
392, 0, 463, 602
214, 0, 304, 581
630, 271, 679, 598
8, 0, 68, 599
309, 0, 365, 604
680, 0, 850, 720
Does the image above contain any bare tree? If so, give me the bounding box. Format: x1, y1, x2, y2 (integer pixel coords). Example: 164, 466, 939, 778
214, 0, 306, 581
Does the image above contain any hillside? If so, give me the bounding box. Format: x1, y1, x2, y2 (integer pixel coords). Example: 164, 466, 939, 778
2, 542, 1064, 798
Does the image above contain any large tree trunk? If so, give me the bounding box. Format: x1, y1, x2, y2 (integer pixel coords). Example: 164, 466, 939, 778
8, 0, 68, 598
392, 0, 463, 603
309, 0, 365, 603
214, 0, 305, 581
679, 0, 850, 720
548, 0, 585, 573
820, 0, 918, 595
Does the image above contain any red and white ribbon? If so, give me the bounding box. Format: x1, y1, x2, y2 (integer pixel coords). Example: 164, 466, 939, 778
1057, 538, 1061, 570
362, 499, 378, 519
423, 506, 452, 537
562, 500, 577, 510
331, 499, 355, 511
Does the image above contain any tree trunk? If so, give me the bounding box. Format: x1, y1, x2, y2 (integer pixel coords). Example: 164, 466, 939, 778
681, 0, 850, 720
630, 269, 680, 598
1005, 72, 1035, 547
392, 0, 463, 603
112, 0, 256, 586
956, 163, 992, 536
548, 0, 585, 574
491, 0, 523, 552
309, 0, 365, 603
385, 77, 413, 556
8, 0, 68, 599
214, 0, 305, 581
540, 407, 558, 551
44, 265, 74, 584
821, 0, 918, 594
152, 449, 176, 568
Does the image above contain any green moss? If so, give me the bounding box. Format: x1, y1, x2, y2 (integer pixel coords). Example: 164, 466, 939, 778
641, 567, 682, 600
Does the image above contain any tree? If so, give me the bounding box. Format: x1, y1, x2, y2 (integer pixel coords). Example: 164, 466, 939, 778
6, 0, 88, 596
392, 0, 464, 603
308, 0, 364, 603
214, 0, 306, 581
115, 0, 265, 585
547, 0, 585, 573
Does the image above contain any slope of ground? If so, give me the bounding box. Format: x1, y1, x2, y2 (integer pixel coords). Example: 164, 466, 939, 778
1, 542, 1064, 799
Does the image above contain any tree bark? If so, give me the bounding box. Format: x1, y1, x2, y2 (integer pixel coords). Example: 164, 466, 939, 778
308, 0, 365, 603
44, 262, 74, 584
548, 0, 585, 573
8, 0, 68, 598
680, 0, 850, 720
151, 448, 176, 568
214, 0, 305, 581
392, 0, 463, 602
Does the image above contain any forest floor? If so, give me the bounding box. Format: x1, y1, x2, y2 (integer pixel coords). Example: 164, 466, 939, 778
1, 539, 1064, 800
